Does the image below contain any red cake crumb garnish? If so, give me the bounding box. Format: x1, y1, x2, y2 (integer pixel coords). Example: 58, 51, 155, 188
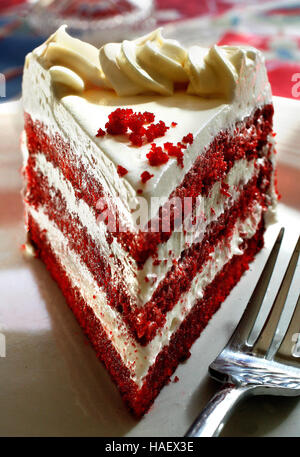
171, 122, 177, 127
144, 120, 169, 143
146, 144, 169, 166
105, 108, 133, 135
117, 165, 128, 177
158, 134, 193, 168
173, 376, 179, 383
97, 108, 169, 147
137, 189, 143, 194
141, 171, 154, 183
143, 111, 155, 124
164, 142, 184, 168
127, 112, 148, 145
96, 128, 106, 137
129, 131, 144, 147
182, 133, 194, 144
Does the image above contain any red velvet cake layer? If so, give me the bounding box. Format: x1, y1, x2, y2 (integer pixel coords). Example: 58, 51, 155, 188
24, 104, 273, 266
27, 211, 265, 417
24, 154, 272, 344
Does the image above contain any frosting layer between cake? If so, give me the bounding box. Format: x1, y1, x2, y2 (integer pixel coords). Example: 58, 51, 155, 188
23, 132, 271, 308
28, 202, 263, 386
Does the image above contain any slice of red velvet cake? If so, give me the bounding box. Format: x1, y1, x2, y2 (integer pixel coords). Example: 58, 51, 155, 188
21, 26, 277, 417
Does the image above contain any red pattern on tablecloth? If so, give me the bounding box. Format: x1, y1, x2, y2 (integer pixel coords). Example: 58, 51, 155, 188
155, 0, 231, 19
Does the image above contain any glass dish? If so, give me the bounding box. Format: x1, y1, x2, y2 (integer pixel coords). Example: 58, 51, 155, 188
27, 0, 156, 45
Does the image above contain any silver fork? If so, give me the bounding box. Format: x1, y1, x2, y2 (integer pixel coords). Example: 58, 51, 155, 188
185, 228, 300, 437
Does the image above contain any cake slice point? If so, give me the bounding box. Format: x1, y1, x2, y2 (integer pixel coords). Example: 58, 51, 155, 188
22, 26, 277, 417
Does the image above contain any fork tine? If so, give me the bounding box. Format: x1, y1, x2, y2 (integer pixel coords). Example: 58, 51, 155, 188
275, 294, 300, 365
229, 227, 284, 349
252, 235, 300, 358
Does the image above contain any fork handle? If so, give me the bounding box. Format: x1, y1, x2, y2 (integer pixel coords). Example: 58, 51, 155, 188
185, 383, 252, 437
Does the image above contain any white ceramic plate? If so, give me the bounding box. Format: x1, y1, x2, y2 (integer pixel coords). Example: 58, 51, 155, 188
0, 97, 299, 437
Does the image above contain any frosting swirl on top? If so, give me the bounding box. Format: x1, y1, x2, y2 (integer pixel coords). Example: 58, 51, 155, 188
185, 45, 256, 100
38, 25, 258, 101
100, 29, 188, 96
36, 25, 110, 92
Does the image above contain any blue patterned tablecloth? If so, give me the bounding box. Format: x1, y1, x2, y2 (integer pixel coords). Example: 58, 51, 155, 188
0, 14, 46, 102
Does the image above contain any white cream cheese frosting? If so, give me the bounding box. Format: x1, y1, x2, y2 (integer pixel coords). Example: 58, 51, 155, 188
35, 25, 266, 102
100, 28, 188, 96
36, 25, 110, 90
23, 26, 272, 225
